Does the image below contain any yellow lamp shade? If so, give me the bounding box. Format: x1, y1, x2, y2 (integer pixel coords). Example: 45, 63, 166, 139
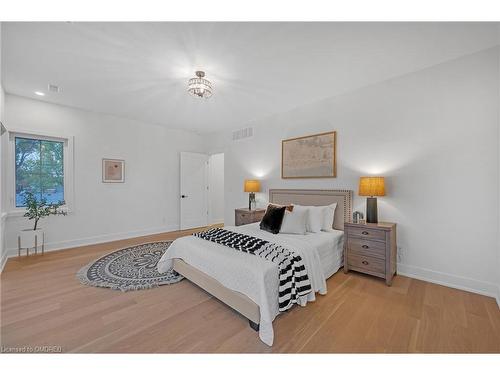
244, 179, 261, 193
359, 177, 385, 197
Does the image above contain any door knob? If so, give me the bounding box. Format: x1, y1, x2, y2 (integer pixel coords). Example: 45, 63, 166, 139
181, 195, 188, 198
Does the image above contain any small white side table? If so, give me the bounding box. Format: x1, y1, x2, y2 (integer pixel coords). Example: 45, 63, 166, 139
17, 232, 45, 256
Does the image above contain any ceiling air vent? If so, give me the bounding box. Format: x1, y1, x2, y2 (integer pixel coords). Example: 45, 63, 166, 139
232, 127, 253, 141
48, 84, 61, 93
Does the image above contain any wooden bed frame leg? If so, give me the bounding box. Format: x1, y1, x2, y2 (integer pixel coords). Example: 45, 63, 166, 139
248, 320, 259, 331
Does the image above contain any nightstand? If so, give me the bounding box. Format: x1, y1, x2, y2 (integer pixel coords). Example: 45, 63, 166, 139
343, 221, 397, 286
235, 208, 266, 226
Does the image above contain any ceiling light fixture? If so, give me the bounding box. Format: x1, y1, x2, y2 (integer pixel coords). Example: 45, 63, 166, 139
34, 91, 45, 96
187, 71, 213, 99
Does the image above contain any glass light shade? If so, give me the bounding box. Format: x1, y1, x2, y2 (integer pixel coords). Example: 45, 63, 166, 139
244, 179, 261, 193
359, 177, 385, 197
188, 71, 213, 99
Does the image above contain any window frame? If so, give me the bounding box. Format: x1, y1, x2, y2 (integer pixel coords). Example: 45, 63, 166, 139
7, 129, 74, 216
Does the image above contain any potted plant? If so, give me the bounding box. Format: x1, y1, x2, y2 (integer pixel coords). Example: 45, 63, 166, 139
19, 192, 67, 250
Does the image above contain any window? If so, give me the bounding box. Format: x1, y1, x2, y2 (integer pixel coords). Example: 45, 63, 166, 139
15, 137, 65, 207
8, 130, 73, 214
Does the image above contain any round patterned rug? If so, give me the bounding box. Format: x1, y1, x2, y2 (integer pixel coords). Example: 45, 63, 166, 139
76, 241, 183, 291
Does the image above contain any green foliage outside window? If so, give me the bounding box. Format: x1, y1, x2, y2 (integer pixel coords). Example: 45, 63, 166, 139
15, 137, 64, 207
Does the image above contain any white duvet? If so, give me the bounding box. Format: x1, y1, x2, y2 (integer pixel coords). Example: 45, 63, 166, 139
157, 223, 343, 346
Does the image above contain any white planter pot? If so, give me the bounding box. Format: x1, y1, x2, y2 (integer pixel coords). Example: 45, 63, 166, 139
19, 228, 45, 249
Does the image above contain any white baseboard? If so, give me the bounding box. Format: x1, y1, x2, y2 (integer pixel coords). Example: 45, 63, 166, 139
0, 250, 8, 273
2, 227, 500, 310
496, 285, 500, 309
209, 218, 224, 225
0, 212, 7, 273
398, 263, 499, 303
3, 225, 179, 262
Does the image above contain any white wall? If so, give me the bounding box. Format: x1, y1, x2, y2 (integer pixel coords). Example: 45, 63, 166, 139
3, 94, 206, 254
0, 22, 6, 271
498, 26, 500, 307
208, 153, 224, 224
209, 47, 500, 298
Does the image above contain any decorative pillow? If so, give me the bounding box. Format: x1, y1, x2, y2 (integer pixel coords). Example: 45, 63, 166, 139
262, 203, 294, 212
280, 208, 307, 235
292, 205, 323, 233
259, 204, 287, 234
307, 206, 324, 233
321, 203, 338, 232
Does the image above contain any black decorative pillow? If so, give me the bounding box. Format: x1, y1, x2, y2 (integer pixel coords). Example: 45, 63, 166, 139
259, 204, 287, 234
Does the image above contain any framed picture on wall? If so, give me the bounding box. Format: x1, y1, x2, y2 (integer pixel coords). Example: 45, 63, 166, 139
281, 131, 336, 178
102, 158, 125, 183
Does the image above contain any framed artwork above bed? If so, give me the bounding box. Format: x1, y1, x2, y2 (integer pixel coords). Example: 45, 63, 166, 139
281, 131, 336, 179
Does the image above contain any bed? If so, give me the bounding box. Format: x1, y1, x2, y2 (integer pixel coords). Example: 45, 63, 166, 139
157, 189, 352, 345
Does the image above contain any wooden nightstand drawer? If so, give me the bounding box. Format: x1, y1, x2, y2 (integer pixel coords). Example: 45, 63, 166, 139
344, 221, 397, 286
347, 253, 385, 275
348, 237, 385, 259
235, 208, 266, 226
348, 226, 386, 241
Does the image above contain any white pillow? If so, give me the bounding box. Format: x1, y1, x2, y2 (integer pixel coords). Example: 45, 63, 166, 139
321, 203, 338, 232
279, 209, 307, 235
293, 205, 323, 233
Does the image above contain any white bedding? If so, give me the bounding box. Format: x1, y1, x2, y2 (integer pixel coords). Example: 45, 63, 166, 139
157, 222, 344, 346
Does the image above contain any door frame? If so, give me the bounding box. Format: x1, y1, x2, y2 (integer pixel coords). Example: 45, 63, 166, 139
207, 152, 225, 225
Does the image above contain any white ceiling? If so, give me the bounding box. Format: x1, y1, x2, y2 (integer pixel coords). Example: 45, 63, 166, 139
2, 22, 499, 133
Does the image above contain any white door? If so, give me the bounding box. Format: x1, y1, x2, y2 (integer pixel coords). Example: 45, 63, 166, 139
208, 153, 224, 225
180, 152, 209, 230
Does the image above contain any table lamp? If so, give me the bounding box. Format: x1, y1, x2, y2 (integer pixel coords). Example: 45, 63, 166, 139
358, 177, 385, 223
244, 179, 261, 210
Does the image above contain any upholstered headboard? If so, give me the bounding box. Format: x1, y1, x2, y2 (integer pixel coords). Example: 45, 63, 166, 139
269, 189, 353, 230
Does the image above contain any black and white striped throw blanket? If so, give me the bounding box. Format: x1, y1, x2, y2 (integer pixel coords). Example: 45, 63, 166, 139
194, 228, 312, 312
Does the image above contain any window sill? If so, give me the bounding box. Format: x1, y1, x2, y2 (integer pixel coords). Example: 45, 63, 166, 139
7, 206, 71, 218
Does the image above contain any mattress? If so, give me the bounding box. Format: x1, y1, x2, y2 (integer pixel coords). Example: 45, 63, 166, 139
301, 227, 344, 278
239, 223, 344, 278
157, 223, 344, 346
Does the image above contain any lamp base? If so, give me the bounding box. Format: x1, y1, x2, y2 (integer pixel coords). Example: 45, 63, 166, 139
248, 192, 256, 211
366, 197, 378, 223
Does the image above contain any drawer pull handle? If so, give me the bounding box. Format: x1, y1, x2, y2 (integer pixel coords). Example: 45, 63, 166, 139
361, 231, 369, 235
362, 261, 369, 265
362, 245, 369, 249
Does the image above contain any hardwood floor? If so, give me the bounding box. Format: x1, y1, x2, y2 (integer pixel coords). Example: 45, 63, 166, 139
1, 227, 499, 353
